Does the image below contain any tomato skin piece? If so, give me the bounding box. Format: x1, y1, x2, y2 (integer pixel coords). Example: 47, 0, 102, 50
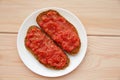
25, 26, 69, 69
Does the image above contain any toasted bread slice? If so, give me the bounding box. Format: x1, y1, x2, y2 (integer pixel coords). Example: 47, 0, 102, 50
25, 26, 69, 69
36, 10, 81, 54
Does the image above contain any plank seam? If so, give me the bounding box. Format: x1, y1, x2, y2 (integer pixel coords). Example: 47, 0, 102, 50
0, 32, 120, 37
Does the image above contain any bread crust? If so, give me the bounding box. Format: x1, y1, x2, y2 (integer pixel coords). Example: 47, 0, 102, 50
25, 26, 69, 70
36, 10, 81, 55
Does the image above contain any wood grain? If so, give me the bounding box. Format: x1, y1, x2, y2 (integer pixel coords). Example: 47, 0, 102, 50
0, 0, 120, 80
0, 0, 120, 35
0, 34, 120, 80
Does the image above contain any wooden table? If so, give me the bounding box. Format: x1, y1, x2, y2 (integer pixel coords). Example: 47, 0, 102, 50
0, 0, 120, 80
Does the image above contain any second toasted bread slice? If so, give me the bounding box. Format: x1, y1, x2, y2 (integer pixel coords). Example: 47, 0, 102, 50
36, 10, 81, 54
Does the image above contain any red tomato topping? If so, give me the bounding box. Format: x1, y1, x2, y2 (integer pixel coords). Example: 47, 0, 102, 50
39, 10, 80, 52
25, 26, 68, 69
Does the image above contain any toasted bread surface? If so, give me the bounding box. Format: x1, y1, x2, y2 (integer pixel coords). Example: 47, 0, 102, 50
36, 10, 81, 54
25, 26, 69, 69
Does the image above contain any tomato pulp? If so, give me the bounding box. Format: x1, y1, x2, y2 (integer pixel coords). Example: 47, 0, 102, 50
25, 26, 68, 69
39, 10, 80, 53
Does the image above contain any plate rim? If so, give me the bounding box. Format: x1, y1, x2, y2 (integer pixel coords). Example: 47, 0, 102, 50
17, 7, 88, 77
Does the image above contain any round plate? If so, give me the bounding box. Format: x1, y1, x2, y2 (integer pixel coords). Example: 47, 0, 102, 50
17, 7, 87, 77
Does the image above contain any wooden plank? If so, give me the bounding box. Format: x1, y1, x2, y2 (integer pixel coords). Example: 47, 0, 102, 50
0, 34, 120, 80
0, 0, 120, 35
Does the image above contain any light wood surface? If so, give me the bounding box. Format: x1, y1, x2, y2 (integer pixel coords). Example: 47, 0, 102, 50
0, 0, 120, 80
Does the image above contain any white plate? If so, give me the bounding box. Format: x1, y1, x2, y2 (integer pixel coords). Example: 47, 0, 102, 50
17, 7, 87, 77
